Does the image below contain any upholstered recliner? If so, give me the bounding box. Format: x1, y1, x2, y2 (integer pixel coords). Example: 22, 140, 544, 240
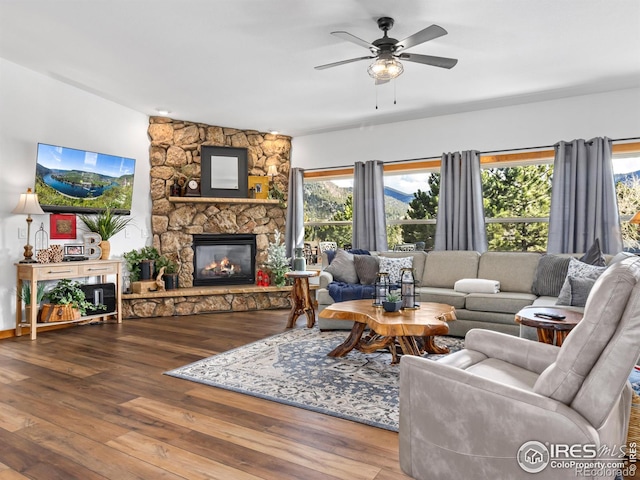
400, 257, 640, 480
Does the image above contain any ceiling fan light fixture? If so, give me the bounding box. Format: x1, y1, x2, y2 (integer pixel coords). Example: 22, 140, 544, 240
367, 57, 404, 81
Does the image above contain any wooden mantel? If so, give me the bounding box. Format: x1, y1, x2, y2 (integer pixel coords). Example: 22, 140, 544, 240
169, 196, 280, 205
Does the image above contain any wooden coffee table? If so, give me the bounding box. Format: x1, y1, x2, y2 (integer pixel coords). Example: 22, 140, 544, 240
515, 306, 583, 346
320, 299, 456, 364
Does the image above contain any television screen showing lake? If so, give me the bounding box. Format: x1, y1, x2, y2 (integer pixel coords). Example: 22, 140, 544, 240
34, 143, 136, 214
42, 173, 117, 199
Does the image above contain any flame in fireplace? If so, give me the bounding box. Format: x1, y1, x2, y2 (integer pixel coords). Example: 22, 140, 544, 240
202, 257, 242, 276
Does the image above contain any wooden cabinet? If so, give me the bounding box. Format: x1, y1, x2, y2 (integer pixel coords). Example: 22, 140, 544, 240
15, 259, 122, 340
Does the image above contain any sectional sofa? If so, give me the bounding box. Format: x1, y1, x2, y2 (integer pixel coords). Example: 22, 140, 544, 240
317, 249, 632, 337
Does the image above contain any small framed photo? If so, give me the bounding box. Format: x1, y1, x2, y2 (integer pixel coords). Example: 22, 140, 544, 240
50, 213, 77, 239
248, 175, 268, 199
64, 244, 85, 257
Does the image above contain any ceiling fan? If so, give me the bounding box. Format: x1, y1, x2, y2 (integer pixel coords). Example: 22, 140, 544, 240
315, 17, 458, 84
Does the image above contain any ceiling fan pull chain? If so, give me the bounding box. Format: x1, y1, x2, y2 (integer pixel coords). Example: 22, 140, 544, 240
394, 79, 397, 105
375, 85, 379, 110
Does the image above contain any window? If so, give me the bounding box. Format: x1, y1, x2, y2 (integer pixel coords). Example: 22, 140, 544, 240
614, 152, 640, 251
303, 176, 353, 249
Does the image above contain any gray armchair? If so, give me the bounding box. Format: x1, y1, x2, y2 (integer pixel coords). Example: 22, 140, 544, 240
400, 257, 640, 480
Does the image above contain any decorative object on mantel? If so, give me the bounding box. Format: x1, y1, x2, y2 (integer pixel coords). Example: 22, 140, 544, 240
263, 230, 291, 287
200, 146, 248, 198
247, 175, 268, 199
267, 165, 286, 207
78, 208, 133, 259
123, 246, 161, 282
12, 188, 45, 263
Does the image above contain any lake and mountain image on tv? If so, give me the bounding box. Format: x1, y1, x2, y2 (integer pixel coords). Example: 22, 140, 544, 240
35, 143, 135, 213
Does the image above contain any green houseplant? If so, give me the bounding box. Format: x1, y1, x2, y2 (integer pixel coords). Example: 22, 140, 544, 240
382, 291, 402, 312
156, 255, 179, 290
40, 279, 105, 322
123, 246, 161, 282
18, 282, 47, 322
78, 208, 133, 259
263, 230, 291, 287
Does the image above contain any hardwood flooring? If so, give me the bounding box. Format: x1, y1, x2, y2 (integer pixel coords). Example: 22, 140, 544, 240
0, 310, 411, 480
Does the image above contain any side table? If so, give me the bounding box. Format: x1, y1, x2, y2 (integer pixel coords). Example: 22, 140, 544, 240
285, 270, 319, 328
514, 307, 583, 346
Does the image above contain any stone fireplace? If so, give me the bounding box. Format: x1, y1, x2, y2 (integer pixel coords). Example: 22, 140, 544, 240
121, 117, 294, 319
192, 233, 256, 286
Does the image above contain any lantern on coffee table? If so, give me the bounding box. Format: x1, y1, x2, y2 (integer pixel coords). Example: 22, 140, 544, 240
373, 272, 390, 307
401, 267, 418, 310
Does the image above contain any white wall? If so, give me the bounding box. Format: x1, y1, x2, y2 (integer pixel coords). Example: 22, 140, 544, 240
292, 88, 640, 168
0, 59, 151, 332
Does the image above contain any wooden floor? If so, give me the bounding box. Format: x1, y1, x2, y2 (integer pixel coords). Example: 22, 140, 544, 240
0, 310, 411, 480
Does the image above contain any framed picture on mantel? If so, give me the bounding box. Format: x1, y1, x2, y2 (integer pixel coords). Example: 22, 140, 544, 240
200, 146, 248, 198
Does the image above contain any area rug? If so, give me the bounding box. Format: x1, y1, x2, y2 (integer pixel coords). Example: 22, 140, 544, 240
165, 327, 463, 431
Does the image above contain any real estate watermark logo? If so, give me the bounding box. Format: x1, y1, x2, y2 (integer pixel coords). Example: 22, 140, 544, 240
517, 440, 636, 477
517, 441, 550, 473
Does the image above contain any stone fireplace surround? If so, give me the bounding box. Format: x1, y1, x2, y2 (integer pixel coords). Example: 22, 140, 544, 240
121, 117, 294, 319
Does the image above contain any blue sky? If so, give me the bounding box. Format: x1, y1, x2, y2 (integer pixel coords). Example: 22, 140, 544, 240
36, 143, 135, 178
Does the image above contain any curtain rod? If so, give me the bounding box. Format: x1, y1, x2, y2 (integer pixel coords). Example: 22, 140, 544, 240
303, 136, 640, 172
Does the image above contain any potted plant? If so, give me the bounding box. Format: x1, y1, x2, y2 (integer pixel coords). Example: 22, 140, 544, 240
78, 208, 133, 259
382, 291, 402, 313
156, 255, 179, 290
40, 279, 105, 322
263, 230, 291, 287
123, 246, 161, 282
18, 282, 46, 321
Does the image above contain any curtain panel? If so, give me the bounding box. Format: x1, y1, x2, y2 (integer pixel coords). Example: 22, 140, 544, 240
547, 137, 622, 254
285, 167, 305, 259
353, 160, 388, 251
434, 150, 487, 252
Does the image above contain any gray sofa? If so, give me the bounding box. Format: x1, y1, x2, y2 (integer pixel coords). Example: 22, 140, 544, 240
317, 249, 629, 337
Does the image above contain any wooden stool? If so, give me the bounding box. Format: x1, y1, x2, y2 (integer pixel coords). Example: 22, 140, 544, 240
285, 270, 319, 328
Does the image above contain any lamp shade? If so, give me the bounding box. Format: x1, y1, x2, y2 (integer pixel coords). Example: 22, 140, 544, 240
630, 212, 640, 224
12, 188, 44, 215
267, 165, 278, 177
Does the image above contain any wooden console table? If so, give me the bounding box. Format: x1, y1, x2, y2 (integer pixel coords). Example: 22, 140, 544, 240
15, 259, 122, 340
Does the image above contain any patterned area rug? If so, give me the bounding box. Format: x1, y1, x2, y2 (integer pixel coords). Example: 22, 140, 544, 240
165, 327, 463, 431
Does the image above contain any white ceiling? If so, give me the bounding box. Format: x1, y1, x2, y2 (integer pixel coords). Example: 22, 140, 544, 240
1, 0, 639, 137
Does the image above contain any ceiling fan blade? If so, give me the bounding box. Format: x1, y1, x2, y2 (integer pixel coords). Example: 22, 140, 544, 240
331, 31, 379, 51
398, 53, 458, 69
314, 56, 375, 70
395, 24, 448, 53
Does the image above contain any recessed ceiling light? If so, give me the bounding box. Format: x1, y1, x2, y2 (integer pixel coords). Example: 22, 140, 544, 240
156, 108, 171, 116
269, 130, 279, 135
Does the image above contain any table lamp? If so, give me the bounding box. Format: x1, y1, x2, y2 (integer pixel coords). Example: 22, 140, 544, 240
12, 187, 45, 263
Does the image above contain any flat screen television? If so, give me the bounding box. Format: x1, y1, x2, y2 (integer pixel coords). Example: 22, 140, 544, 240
34, 143, 136, 214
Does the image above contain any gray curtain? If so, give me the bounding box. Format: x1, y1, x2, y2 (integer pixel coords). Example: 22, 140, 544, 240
353, 160, 388, 251
285, 167, 305, 259
434, 150, 487, 252
547, 137, 622, 254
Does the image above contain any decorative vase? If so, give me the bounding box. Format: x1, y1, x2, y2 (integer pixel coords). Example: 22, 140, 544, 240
164, 273, 179, 290
293, 247, 306, 271
382, 300, 402, 313
99, 240, 111, 260
140, 260, 155, 280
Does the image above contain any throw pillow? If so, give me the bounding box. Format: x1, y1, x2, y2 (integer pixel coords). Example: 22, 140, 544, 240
568, 276, 597, 307
556, 257, 606, 305
324, 249, 359, 284
353, 254, 379, 285
531, 255, 571, 297
579, 238, 606, 266
378, 256, 413, 284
